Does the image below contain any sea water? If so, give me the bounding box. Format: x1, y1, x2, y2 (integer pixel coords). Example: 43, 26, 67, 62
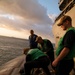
0, 36, 29, 66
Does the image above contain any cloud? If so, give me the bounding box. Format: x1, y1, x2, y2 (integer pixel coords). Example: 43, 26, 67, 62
0, 0, 57, 43
0, 0, 55, 30
0, 0, 53, 24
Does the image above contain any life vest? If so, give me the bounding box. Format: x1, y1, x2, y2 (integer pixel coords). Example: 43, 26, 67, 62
38, 39, 48, 52
27, 48, 47, 60
56, 27, 75, 60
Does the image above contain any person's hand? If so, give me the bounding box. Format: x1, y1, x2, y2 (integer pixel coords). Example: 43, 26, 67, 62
23, 48, 30, 55
44, 52, 47, 54
52, 59, 59, 67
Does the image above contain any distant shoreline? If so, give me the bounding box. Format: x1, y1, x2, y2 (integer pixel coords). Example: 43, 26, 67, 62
0, 35, 28, 41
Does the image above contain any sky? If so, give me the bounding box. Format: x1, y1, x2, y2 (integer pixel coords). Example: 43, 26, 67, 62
0, 0, 61, 43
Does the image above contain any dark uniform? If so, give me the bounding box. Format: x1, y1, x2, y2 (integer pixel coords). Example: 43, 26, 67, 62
29, 34, 37, 48
24, 48, 51, 75
38, 39, 54, 67
56, 27, 75, 75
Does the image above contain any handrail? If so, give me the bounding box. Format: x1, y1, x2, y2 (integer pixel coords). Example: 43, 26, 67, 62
55, 0, 75, 22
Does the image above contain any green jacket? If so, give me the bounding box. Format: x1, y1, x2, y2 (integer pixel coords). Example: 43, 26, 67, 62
38, 39, 54, 52
56, 27, 75, 60
27, 48, 47, 61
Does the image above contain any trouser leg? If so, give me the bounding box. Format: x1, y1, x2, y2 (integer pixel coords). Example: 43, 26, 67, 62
24, 62, 32, 75
43, 66, 51, 75
47, 51, 55, 69
24, 56, 50, 75
24, 59, 42, 75
55, 59, 74, 75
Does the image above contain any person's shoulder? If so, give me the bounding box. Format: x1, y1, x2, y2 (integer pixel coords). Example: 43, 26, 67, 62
45, 39, 51, 42
33, 34, 38, 38
65, 30, 75, 38
43, 39, 51, 43
28, 48, 39, 53
46, 39, 53, 44
43, 39, 49, 41
67, 30, 75, 35
34, 34, 37, 36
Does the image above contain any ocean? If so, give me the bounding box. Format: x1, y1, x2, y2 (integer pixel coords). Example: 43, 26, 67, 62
0, 35, 29, 66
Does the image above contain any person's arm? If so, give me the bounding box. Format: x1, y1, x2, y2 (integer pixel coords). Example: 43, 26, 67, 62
37, 43, 42, 50
52, 30, 75, 67
47, 40, 54, 51
52, 47, 70, 67
26, 54, 31, 62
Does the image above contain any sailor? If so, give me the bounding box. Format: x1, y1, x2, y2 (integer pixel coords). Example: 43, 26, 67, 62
52, 15, 75, 75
